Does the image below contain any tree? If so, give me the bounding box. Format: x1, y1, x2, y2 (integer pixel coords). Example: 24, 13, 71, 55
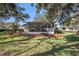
1, 22, 20, 35
0, 3, 30, 35
33, 3, 79, 25
11, 22, 20, 34
31, 3, 79, 34
0, 3, 30, 22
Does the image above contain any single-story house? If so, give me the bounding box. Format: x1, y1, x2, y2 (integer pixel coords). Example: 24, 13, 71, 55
22, 18, 61, 34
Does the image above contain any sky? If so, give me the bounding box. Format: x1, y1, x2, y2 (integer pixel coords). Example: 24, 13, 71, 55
6, 3, 45, 25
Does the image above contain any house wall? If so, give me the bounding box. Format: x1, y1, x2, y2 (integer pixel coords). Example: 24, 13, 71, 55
25, 32, 54, 34
23, 22, 59, 34
23, 28, 54, 34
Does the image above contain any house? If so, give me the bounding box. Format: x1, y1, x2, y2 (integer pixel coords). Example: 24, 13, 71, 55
22, 18, 61, 34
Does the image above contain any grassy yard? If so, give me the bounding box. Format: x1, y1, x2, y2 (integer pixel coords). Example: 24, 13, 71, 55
0, 32, 79, 56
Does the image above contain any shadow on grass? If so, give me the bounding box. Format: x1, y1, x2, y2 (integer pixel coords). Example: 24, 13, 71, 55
0, 35, 50, 55
65, 34, 79, 42
32, 42, 79, 56
13, 34, 79, 56
0, 37, 31, 44
31, 34, 79, 56
1, 34, 79, 56
14, 38, 50, 56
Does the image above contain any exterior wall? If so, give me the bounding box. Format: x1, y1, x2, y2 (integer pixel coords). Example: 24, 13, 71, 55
26, 32, 54, 34
23, 28, 54, 34
23, 22, 61, 34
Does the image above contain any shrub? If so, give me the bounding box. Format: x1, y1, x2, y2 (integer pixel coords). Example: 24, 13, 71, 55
76, 30, 79, 35
41, 33, 48, 36
0, 32, 6, 35
62, 27, 66, 30
56, 30, 64, 34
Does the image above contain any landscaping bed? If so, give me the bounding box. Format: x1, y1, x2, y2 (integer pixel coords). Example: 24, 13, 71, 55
30, 33, 64, 39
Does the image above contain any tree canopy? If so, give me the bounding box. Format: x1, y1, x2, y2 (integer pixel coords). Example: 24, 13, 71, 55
0, 3, 30, 22
34, 3, 79, 26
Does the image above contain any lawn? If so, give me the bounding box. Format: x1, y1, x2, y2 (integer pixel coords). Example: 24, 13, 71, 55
0, 32, 79, 56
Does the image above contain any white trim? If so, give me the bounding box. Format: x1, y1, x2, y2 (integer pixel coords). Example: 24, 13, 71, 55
27, 32, 54, 34
23, 32, 54, 34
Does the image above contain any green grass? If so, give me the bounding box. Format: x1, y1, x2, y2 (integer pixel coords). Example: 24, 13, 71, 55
0, 32, 79, 56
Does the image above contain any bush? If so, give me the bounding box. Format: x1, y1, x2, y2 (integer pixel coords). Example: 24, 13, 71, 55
62, 27, 66, 30
0, 32, 6, 35
41, 33, 48, 36
56, 30, 64, 34
76, 30, 79, 35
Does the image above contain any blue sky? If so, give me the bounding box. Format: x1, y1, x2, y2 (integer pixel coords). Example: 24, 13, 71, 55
6, 3, 45, 25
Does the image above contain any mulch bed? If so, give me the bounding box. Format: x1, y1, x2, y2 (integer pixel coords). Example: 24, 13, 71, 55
31, 34, 64, 38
